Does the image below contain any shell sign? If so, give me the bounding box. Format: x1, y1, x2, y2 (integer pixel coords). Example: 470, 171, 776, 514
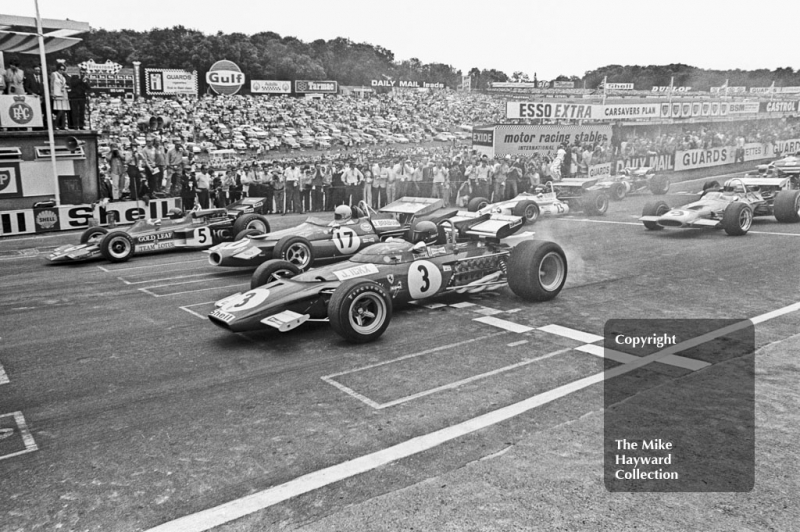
206, 60, 245, 95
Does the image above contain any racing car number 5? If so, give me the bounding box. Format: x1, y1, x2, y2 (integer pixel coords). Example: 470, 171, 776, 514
188, 226, 212, 246
332, 227, 361, 254
408, 260, 442, 299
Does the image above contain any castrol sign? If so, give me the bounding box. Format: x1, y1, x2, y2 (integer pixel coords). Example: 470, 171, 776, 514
205, 60, 244, 95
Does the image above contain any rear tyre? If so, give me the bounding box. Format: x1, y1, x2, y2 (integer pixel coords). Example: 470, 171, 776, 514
467, 197, 489, 212
80, 226, 108, 244
513, 200, 540, 224
773, 189, 800, 223
610, 182, 627, 201
642, 200, 670, 230
272, 235, 315, 270
582, 190, 609, 216
328, 279, 393, 343
507, 240, 567, 301
251, 259, 301, 289
100, 232, 135, 262
235, 228, 263, 241
649, 175, 670, 195
233, 213, 270, 236
722, 202, 752, 236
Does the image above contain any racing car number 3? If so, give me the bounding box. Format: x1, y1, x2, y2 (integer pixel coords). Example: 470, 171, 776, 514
221, 288, 270, 312
332, 227, 361, 254
408, 260, 442, 299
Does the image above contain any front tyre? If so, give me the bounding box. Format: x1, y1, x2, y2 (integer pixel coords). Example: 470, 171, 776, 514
251, 259, 301, 289
513, 200, 540, 224
642, 200, 670, 230
507, 240, 567, 301
467, 197, 489, 212
328, 279, 393, 343
80, 226, 109, 244
100, 232, 135, 262
272, 235, 315, 270
721, 202, 752, 236
582, 190, 609, 216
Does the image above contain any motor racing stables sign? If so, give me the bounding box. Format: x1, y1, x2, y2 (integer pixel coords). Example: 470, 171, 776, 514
0, 95, 43, 128
494, 125, 611, 157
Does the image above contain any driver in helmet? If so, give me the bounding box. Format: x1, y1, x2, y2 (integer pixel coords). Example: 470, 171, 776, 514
333, 205, 352, 224
411, 220, 439, 247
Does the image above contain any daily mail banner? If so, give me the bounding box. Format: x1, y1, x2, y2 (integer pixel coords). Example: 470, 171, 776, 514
506, 101, 661, 120
613, 154, 675, 174
674, 143, 771, 171
251, 80, 292, 94
494, 125, 612, 157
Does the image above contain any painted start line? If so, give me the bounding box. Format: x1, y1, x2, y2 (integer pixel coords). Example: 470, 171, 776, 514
145, 301, 800, 532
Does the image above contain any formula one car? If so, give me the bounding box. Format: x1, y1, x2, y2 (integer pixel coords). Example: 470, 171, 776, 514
544, 178, 609, 216
639, 177, 800, 235
757, 153, 800, 187
592, 167, 670, 200
46, 198, 271, 263
207, 197, 523, 270
465, 182, 571, 224
208, 220, 567, 343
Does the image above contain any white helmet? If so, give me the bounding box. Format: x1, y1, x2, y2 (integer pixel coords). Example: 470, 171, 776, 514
334, 205, 352, 221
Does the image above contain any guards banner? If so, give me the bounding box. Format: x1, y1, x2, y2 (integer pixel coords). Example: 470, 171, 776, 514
494, 125, 612, 157
674, 143, 768, 171
145, 69, 198, 96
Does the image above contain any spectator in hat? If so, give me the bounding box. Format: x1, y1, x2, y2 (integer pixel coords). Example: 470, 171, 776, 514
50, 63, 70, 130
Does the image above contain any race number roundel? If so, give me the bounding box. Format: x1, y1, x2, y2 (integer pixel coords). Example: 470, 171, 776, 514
408, 260, 442, 299
332, 227, 361, 254
221, 288, 270, 312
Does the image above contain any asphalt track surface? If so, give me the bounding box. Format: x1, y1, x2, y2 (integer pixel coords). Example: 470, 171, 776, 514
1, 173, 799, 531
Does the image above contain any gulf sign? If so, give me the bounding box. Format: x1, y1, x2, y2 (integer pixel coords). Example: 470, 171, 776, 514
206, 60, 245, 95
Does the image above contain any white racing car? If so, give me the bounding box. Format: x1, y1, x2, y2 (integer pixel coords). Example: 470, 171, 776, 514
465, 182, 571, 224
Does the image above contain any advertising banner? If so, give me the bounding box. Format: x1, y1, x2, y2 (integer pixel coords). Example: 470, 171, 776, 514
206, 60, 244, 96
0, 95, 43, 128
778, 87, 800, 94
603, 83, 635, 90
494, 125, 612, 157
675, 147, 733, 171
588, 162, 612, 179
145, 69, 198, 96
0, 161, 23, 197
652, 86, 691, 92
613, 154, 675, 174
295, 80, 338, 94
727, 102, 760, 115
597, 103, 661, 120
711, 86, 746, 94
250, 80, 292, 94
552, 81, 575, 88
773, 138, 800, 155
471, 128, 494, 147
506, 101, 594, 119
370, 80, 445, 89
759, 100, 798, 114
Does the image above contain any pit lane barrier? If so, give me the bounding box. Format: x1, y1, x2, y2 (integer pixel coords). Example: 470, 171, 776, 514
0, 198, 182, 237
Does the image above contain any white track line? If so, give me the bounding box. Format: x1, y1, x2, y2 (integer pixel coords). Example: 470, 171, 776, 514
575, 343, 711, 371
139, 283, 249, 298
556, 217, 800, 235
119, 271, 244, 285
180, 306, 209, 320
538, 324, 604, 344
751, 301, 800, 324
507, 340, 529, 347
99, 258, 207, 272
146, 302, 800, 532
473, 316, 533, 333
0, 364, 8, 385
0, 412, 38, 462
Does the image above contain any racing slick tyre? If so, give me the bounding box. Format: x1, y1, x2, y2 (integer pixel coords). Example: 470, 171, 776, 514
235, 229, 263, 241
467, 197, 490, 212
642, 200, 670, 230
773, 189, 800, 223
507, 240, 567, 302
610, 182, 627, 201
233, 213, 270, 236
582, 190, 609, 216
722, 202, 753, 236
99, 232, 135, 262
80, 226, 109, 244
649, 174, 670, 195
513, 200, 540, 224
272, 236, 315, 271
328, 279, 393, 343
251, 259, 301, 289
701, 181, 720, 197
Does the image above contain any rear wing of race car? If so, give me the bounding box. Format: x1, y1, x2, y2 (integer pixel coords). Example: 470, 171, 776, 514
552, 178, 600, 189
449, 211, 524, 240
724, 177, 789, 190
380, 197, 444, 217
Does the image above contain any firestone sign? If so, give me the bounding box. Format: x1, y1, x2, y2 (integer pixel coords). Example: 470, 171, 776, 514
206, 60, 245, 95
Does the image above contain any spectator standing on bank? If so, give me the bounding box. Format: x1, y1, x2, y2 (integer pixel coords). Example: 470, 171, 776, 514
342, 161, 364, 206
432, 161, 449, 206
69, 68, 92, 130
311, 164, 325, 212
394, 158, 413, 199
139, 137, 159, 195
107, 143, 126, 200
165, 140, 185, 195
300, 165, 313, 213
285, 163, 301, 213
475, 158, 492, 199
180, 168, 197, 210
506, 159, 522, 199
271, 168, 285, 214
322, 164, 333, 211
372, 160, 387, 208
330, 163, 346, 207
385, 161, 397, 204
24, 65, 46, 129
50, 63, 70, 130
362, 168, 373, 208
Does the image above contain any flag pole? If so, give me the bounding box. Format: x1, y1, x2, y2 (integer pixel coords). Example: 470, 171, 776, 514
34, 0, 61, 207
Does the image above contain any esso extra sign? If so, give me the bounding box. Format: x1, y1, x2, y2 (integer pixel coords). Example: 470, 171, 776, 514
206, 60, 244, 95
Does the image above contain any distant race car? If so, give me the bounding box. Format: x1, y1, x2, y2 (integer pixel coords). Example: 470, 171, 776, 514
207, 197, 523, 270
465, 182, 572, 224
540, 178, 610, 216
757, 152, 800, 187
47, 198, 271, 263
208, 221, 567, 343
639, 177, 800, 235
592, 167, 670, 200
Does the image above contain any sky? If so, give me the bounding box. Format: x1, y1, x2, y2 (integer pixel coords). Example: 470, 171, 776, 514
11, 0, 800, 80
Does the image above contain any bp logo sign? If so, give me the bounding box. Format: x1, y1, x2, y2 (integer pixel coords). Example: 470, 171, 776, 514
206, 60, 245, 95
